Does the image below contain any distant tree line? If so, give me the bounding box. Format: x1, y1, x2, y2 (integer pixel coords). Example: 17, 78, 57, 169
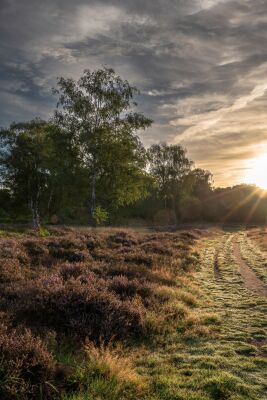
0, 67, 266, 228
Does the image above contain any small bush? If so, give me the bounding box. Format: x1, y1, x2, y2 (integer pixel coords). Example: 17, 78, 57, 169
141, 241, 173, 256
0, 228, 203, 399
108, 276, 154, 302
24, 240, 46, 257
39, 227, 50, 237
13, 279, 144, 341
124, 253, 153, 267
0, 324, 56, 400
49, 247, 86, 263
108, 231, 138, 247
60, 263, 89, 281
94, 206, 109, 225
0, 260, 24, 284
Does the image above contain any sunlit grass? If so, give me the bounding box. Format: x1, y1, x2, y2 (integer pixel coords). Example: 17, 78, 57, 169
134, 232, 267, 399
238, 231, 267, 284
0, 228, 266, 399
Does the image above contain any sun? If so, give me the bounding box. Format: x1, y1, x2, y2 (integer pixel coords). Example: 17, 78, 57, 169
245, 154, 267, 190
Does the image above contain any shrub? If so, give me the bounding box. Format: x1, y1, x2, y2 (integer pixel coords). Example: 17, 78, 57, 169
124, 253, 153, 267
108, 231, 138, 247
86, 237, 97, 250
108, 276, 154, 302
94, 206, 109, 225
48, 247, 86, 263
48, 239, 86, 251
60, 263, 89, 281
24, 240, 46, 257
13, 279, 144, 341
0, 259, 24, 284
0, 228, 203, 399
141, 241, 173, 256
0, 324, 56, 400
39, 227, 50, 237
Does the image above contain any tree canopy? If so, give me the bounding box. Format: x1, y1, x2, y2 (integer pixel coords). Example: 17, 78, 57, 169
3, 67, 264, 228
54, 67, 152, 224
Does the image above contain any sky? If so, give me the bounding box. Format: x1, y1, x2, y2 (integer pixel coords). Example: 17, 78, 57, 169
1, 0, 267, 186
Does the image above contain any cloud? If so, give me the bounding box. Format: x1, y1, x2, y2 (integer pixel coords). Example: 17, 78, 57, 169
0, 0, 267, 186
171, 80, 267, 141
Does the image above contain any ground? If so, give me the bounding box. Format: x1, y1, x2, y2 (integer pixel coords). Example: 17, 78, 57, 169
138, 228, 267, 399
0, 226, 266, 399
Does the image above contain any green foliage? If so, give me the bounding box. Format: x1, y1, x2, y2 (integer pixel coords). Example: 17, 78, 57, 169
147, 143, 193, 224
0, 120, 81, 228
38, 226, 50, 237
2, 67, 266, 227
0, 68, 153, 227
94, 206, 108, 225
54, 67, 153, 221
0, 120, 51, 227
179, 196, 203, 221
148, 143, 193, 200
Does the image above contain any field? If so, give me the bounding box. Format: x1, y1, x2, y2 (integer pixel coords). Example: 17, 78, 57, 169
0, 226, 266, 400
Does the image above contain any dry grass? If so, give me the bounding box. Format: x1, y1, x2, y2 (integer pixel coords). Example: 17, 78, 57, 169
0, 226, 205, 399
247, 227, 267, 251
84, 340, 142, 386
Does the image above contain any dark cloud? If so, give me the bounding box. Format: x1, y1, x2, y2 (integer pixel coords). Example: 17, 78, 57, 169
0, 0, 267, 185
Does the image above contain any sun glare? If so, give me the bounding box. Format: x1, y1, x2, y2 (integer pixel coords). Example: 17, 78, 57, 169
245, 154, 267, 190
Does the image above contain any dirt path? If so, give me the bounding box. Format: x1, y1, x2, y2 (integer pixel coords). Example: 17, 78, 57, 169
233, 236, 267, 298
139, 232, 267, 400
213, 249, 221, 280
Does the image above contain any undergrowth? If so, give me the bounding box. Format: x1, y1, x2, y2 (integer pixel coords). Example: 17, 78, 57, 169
1, 227, 265, 399
0, 227, 205, 399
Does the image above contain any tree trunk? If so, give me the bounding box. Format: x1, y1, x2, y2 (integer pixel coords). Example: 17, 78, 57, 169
90, 168, 96, 226
35, 206, 40, 230
30, 199, 40, 230
47, 189, 53, 215
30, 199, 35, 229
172, 196, 177, 229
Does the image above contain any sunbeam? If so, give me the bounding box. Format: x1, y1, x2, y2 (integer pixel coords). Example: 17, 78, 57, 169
245, 154, 267, 190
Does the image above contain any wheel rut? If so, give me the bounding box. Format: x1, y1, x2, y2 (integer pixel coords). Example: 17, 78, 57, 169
213, 249, 221, 280
233, 236, 267, 298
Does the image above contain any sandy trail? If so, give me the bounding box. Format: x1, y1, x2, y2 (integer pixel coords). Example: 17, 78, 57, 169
233, 237, 267, 298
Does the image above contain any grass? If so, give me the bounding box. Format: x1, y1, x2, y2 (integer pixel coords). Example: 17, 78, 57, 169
133, 230, 267, 400
237, 230, 267, 284
60, 341, 145, 400
0, 227, 206, 399
0, 226, 266, 399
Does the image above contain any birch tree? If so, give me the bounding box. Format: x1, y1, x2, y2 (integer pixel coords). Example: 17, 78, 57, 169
54, 67, 152, 224
0, 121, 52, 228
148, 143, 193, 225
0, 120, 75, 228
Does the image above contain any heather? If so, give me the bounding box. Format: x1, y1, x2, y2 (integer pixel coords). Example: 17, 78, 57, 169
0, 227, 204, 399
0, 324, 56, 400
1, 226, 266, 400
